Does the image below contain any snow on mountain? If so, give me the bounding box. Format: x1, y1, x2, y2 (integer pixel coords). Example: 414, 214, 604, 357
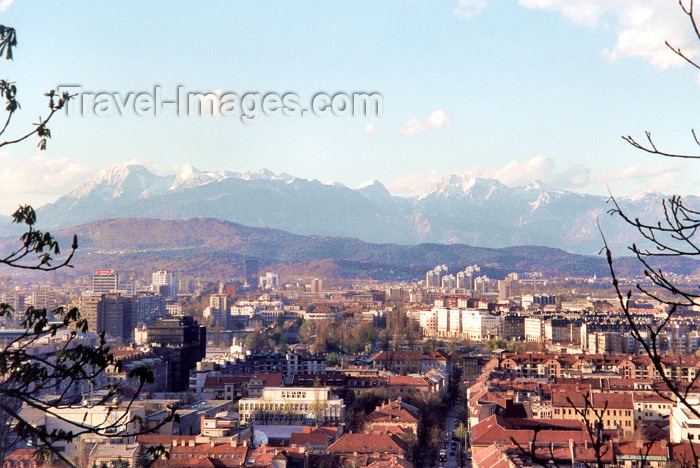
30, 164, 700, 255
67, 163, 172, 200
417, 175, 511, 201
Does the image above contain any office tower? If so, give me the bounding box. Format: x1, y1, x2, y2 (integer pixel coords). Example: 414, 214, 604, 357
147, 316, 206, 392
244, 259, 259, 289
93, 270, 118, 294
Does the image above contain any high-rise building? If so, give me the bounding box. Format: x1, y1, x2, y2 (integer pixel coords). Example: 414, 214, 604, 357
244, 259, 259, 289
146, 316, 206, 392
136, 293, 167, 325
498, 279, 512, 300
311, 278, 323, 293
93, 270, 118, 294
152, 270, 176, 297
79, 293, 134, 343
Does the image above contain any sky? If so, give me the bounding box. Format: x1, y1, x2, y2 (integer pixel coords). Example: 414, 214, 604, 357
0, 0, 699, 214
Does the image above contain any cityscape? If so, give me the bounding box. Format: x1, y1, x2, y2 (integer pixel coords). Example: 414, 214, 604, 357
1, 1, 700, 468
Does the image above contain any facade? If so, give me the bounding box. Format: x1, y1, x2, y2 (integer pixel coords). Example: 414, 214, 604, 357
244, 259, 259, 288
79, 293, 133, 342
136, 293, 167, 325
551, 392, 635, 437
502, 315, 525, 340
152, 270, 176, 297
147, 316, 207, 392
92, 270, 118, 294
671, 398, 700, 443
310, 278, 323, 293
238, 386, 345, 426
524, 317, 544, 342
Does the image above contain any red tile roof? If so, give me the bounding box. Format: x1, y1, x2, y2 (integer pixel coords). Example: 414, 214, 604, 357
327, 433, 408, 455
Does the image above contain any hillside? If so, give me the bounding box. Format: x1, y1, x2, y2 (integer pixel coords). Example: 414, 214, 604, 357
2, 217, 696, 281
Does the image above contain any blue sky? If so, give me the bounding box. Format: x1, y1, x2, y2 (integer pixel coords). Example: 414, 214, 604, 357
0, 0, 699, 213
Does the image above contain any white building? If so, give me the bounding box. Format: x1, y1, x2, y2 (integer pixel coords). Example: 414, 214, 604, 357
259, 272, 279, 289
461, 309, 501, 341
524, 317, 544, 342
671, 398, 700, 443
152, 270, 176, 297
420, 309, 437, 336
238, 386, 345, 426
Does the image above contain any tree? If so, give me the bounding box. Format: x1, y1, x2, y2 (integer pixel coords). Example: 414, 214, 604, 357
605, 0, 700, 423
0, 26, 72, 151
0, 26, 177, 466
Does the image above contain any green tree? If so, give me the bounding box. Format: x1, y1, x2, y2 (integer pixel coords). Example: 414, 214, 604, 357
243, 331, 267, 352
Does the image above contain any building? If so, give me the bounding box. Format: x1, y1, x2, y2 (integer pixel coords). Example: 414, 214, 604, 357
259, 272, 279, 289
524, 317, 544, 342
364, 398, 420, 436
244, 259, 259, 289
79, 293, 134, 342
460, 309, 501, 341
498, 279, 512, 300
92, 270, 118, 294
152, 270, 176, 297
30, 288, 57, 311
147, 316, 207, 392
670, 398, 700, 443
310, 278, 323, 293
238, 386, 345, 426
503, 315, 525, 340
552, 391, 635, 437
136, 293, 167, 325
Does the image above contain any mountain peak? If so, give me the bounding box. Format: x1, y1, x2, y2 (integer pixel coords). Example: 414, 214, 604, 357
418, 174, 506, 200
68, 163, 154, 199
170, 163, 216, 191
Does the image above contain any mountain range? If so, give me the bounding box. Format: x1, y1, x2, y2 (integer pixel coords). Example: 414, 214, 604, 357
3, 217, 695, 281
4, 163, 696, 255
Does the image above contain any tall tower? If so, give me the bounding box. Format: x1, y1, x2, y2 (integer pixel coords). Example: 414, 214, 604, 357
244, 259, 259, 289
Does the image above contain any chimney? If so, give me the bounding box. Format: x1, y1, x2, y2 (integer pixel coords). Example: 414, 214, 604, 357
231, 440, 238, 447
569, 439, 575, 465
189, 439, 195, 447
172, 440, 178, 447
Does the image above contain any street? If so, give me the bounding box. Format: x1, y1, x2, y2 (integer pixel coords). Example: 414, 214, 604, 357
438, 405, 471, 468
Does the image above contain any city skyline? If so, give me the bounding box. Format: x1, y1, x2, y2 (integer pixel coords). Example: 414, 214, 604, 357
0, 1, 699, 214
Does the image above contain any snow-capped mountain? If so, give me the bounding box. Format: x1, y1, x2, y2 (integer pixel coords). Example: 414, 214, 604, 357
16, 163, 695, 255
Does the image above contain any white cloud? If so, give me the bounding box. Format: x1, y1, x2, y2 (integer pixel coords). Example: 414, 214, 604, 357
521, 0, 697, 69
598, 162, 683, 189
462, 154, 556, 187
454, 0, 488, 20
386, 170, 441, 196
364, 123, 376, 135
398, 110, 453, 137
0, 154, 95, 214
0, 0, 14, 13
454, 0, 699, 69
386, 155, 592, 196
